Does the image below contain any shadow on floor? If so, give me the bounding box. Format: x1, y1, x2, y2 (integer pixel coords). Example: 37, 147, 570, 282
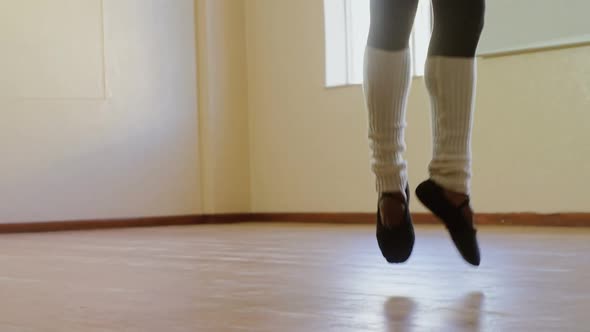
384, 292, 485, 332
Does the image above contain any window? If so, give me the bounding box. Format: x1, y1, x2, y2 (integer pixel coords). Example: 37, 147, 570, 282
324, 0, 432, 87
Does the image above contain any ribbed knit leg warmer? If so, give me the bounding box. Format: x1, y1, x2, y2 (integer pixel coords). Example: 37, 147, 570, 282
425, 56, 476, 194
363, 47, 412, 195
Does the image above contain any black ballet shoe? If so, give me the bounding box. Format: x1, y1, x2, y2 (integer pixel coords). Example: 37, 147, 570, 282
415, 180, 481, 266
376, 186, 415, 263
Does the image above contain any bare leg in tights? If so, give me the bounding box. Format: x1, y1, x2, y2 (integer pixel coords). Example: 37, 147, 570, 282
364, 0, 485, 265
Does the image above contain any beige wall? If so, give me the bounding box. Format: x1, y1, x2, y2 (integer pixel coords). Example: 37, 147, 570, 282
2, 0, 588, 222
196, 0, 251, 214
245, 0, 590, 213
0, 1, 201, 222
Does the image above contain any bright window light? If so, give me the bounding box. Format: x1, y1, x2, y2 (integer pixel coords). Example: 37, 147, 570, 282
324, 0, 432, 87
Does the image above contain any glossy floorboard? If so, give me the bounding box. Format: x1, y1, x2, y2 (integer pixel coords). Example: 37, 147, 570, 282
0, 223, 588, 332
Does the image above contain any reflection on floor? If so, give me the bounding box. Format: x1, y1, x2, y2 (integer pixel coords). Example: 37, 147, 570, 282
0, 223, 588, 331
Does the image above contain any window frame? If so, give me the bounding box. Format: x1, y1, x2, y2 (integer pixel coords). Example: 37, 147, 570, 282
324, 0, 433, 88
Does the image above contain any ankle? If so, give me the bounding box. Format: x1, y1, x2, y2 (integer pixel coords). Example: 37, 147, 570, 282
380, 190, 407, 201
443, 190, 469, 207
379, 192, 407, 227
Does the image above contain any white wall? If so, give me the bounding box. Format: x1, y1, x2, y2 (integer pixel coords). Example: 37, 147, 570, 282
2, 0, 588, 222
196, 0, 251, 214
479, 0, 590, 55
0, 0, 106, 99
245, 0, 590, 214
0, 0, 201, 222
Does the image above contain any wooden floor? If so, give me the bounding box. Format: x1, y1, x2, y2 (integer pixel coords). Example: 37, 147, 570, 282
0, 223, 589, 332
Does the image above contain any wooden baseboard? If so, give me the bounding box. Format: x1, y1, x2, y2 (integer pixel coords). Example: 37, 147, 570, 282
0, 215, 204, 234
475, 213, 590, 227
247, 213, 590, 227
247, 213, 377, 224
0, 212, 588, 234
